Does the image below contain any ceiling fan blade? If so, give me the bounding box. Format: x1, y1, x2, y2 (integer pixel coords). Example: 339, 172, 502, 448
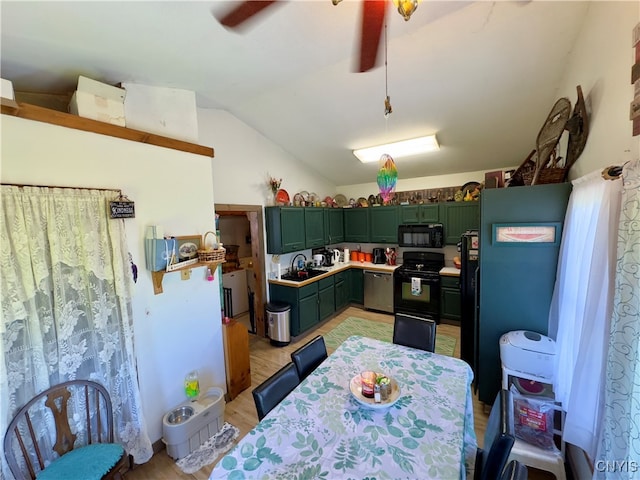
357, 0, 387, 72
216, 1, 280, 28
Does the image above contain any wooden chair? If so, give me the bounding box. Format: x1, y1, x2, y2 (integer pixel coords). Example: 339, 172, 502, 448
290, 335, 328, 380
252, 362, 300, 421
500, 459, 528, 480
392, 313, 437, 352
3, 379, 128, 480
474, 389, 516, 480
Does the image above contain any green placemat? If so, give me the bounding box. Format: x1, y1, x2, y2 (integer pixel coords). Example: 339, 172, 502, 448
325, 316, 456, 357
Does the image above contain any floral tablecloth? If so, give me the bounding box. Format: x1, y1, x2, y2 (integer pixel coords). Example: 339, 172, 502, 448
210, 335, 477, 480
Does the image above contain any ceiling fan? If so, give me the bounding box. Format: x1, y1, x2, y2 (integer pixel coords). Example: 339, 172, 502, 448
214, 0, 419, 73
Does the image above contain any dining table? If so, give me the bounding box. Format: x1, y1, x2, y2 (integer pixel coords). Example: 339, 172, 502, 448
210, 335, 477, 479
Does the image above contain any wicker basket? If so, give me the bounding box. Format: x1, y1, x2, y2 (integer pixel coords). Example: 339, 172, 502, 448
197, 231, 226, 262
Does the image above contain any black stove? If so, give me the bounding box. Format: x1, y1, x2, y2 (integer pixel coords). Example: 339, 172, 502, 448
393, 251, 444, 321
396, 251, 444, 275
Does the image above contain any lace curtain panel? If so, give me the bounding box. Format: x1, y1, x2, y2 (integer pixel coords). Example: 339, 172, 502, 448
595, 160, 640, 479
1, 186, 152, 477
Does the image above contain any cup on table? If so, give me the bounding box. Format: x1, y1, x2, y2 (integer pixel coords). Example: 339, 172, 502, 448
360, 371, 376, 398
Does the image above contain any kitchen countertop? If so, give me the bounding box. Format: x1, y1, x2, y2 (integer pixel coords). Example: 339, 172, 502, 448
269, 261, 398, 287
439, 267, 461, 277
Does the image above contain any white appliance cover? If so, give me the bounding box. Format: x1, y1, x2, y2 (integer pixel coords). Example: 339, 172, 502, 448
500, 330, 556, 380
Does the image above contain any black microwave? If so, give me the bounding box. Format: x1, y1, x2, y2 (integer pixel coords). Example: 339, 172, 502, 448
398, 224, 444, 248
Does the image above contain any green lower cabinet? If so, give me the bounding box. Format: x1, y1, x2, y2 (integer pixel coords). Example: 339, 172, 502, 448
349, 269, 364, 304
270, 282, 319, 337
299, 292, 320, 333
318, 276, 335, 321
440, 275, 461, 321
334, 272, 349, 311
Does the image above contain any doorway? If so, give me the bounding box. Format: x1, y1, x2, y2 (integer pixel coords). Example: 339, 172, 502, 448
215, 204, 266, 338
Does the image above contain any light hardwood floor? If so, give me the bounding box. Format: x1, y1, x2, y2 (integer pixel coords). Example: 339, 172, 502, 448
127, 307, 558, 480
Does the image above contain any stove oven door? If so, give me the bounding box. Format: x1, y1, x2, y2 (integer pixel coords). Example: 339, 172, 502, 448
393, 271, 440, 321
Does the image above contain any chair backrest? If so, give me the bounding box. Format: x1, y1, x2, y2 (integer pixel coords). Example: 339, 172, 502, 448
291, 335, 328, 380
392, 313, 437, 352
500, 459, 528, 480
252, 362, 300, 421
476, 389, 516, 480
3, 380, 116, 479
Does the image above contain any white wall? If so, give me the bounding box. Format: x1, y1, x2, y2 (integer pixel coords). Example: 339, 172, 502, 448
198, 109, 336, 205
1, 117, 225, 443
557, 1, 639, 179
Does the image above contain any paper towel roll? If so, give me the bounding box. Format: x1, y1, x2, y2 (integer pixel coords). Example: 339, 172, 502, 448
344, 249, 350, 262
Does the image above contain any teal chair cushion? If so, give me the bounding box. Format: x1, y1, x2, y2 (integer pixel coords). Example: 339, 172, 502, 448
37, 443, 124, 480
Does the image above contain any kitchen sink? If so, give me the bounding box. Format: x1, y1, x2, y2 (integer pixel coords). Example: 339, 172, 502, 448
280, 269, 327, 282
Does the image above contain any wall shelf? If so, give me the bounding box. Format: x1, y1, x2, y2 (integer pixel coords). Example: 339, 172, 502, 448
151, 260, 225, 295
1, 98, 214, 158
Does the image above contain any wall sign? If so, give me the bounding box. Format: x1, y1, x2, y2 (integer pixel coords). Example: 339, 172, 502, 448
109, 195, 135, 218
492, 222, 561, 246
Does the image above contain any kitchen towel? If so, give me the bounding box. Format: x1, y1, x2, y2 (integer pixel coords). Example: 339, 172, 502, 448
411, 277, 422, 296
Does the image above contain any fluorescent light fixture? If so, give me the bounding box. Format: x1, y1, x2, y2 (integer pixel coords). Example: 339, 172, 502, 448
353, 135, 440, 163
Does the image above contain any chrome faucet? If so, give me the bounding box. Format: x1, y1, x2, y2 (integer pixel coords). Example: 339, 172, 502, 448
291, 253, 307, 272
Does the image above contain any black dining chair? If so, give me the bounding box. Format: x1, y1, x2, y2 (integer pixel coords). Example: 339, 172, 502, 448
500, 460, 528, 480
474, 389, 516, 480
252, 362, 300, 421
291, 335, 328, 380
392, 313, 437, 352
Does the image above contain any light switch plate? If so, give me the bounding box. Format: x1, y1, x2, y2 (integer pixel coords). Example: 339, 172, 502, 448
181, 269, 191, 280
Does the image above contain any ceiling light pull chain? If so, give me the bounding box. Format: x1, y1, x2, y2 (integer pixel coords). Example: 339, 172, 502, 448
384, 22, 392, 119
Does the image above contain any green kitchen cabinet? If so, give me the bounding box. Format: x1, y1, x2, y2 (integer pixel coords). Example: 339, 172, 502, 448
299, 289, 320, 334
399, 204, 440, 224
270, 282, 319, 337
265, 207, 306, 254
324, 208, 345, 245
440, 275, 461, 322
318, 276, 335, 321
439, 202, 480, 244
369, 206, 398, 243
334, 271, 349, 311
349, 268, 364, 304
344, 208, 370, 243
304, 208, 325, 248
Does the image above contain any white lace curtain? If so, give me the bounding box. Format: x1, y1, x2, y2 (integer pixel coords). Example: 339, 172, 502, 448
548, 168, 622, 460
595, 160, 640, 478
1, 185, 152, 477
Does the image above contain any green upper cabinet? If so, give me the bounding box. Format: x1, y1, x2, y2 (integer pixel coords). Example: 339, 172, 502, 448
369, 206, 398, 243
304, 208, 325, 248
344, 208, 370, 243
265, 207, 306, 254
439, 202, 480, 244
324, 208, 345, 245
399, 204, 439, 224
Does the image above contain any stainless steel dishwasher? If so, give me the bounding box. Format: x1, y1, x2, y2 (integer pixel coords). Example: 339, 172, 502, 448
363, 270, 394, 313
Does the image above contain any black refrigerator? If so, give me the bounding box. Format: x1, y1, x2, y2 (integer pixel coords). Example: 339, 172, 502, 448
459, 230, 479, 378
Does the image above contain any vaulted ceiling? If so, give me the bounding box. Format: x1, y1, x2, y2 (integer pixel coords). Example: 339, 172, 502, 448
1, 1, 591, 185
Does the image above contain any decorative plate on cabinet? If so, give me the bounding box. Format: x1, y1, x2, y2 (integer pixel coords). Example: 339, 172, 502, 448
275, 189, 290, 205
334, 194, 347, 207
